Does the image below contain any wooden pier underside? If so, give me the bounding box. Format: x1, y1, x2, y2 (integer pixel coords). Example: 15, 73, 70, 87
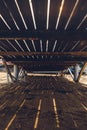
0, 76, 87, 130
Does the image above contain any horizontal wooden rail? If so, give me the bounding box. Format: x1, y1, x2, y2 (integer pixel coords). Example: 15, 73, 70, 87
0, 51, 87, 56
0, 30, 87, 40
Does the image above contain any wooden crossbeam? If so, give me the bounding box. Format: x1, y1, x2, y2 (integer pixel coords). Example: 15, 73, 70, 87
0, 30, 87, 40
12, 61, 77, 65
2, 58, 15, 82
12, 61, 76, 68
5, 56, 87, 62
0, 51, 87, 56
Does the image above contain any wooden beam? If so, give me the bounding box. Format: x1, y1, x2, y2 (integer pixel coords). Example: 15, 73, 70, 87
5, 56, 87, 62
12, 61, 76, 71
12, 61, 77, 66
12, 61, 77, 65
0, 51, 87, 56
77, 62, 87, 82
2, 58, 15, 82
0, 30, 87, 40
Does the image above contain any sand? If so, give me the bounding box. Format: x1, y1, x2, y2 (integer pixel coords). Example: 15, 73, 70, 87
0, 71, 87, 86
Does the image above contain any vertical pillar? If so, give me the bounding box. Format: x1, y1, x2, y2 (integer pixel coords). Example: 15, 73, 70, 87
74, 64, 79, 82
7, 73, 9, 83
23, 70, 26, 82
60, 71, 64, 77
2, 58, 14, 82
14, 65, 19, 81
68, 68, 74, 80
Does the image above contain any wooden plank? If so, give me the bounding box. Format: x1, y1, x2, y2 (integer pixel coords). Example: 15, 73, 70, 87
12, 61, 76, 66
0, 30, 87, 40
5, 56, 87, 62
2, 59, 14, 82
1, 51, 87, 57
0, 51, 87, 57
0, 76, 87, 129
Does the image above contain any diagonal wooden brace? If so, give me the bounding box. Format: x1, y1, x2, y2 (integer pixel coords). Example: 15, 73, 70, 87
2, 58, 16, 82
77, 62, 87, 82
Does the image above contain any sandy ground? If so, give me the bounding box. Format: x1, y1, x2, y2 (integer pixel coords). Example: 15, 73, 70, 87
64, 74, 87, 85
0, 72, 87, 85
0, 72, 7, 83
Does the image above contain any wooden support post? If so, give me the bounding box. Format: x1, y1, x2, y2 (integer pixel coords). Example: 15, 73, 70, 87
7, 73, 9, 83
2, 58, 14, 82
77, 62, 87, 82
68, 68, 74, 80
17, 68, 27, 81
23, 70, 26, 82
14, 65, 19, 81
60, 71, 64, 77
21, 69, 26, 82
18, 68, 23, 80
74, 64, 79, 82
18, 68, 24, 80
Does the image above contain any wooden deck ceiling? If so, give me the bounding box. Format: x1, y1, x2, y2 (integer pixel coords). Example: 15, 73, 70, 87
0, 0, 87, 71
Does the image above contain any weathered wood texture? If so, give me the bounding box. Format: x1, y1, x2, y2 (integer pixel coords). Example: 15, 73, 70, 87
0, 76, 87, 130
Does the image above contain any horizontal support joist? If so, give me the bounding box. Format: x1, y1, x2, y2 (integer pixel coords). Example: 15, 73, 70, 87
0, 51, 87, 57
12, 61, 76, 66
0, 30, 87, 40
5, 57, 87, 62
